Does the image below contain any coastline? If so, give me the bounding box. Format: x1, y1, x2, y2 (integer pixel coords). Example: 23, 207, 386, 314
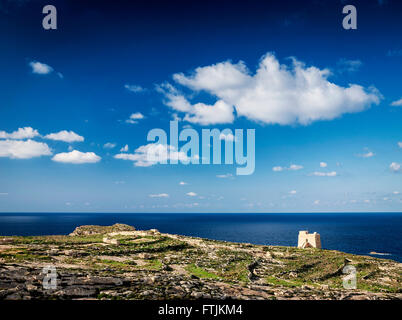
0, 224, 401, 300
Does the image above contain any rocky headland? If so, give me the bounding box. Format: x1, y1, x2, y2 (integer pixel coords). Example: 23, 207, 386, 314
0, 224, 401, 300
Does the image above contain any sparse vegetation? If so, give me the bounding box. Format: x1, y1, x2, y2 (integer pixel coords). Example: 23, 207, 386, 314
0, 224, 401, 300
185, 264, 220, 279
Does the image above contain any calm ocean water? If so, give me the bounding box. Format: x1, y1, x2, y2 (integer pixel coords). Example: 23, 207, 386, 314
0, 212, 401, 262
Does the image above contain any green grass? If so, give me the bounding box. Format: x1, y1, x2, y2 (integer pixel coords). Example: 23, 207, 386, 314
185, 264, 220, 279
145, 259, 163, 270
12, 235, 104, 245
265, 276, 304, 288
97, 259, 132, 269
0, 248, 52, 262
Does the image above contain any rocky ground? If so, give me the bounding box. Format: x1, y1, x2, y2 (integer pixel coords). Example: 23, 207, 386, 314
0, 224, 401, 300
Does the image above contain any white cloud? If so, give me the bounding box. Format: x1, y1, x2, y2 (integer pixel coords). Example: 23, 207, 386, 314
358, 151, 375, 158
179, 181, 187, 185
126, 112, 145, 124
398, 142, 402, 148
114, 143, 189, 167
0, 193, 9, 196
390, 162, 401, 172
130, 112, 144, 119
149, 193, 169, 198
120, 144, 129, 152
29, 61, 53, 74
103, 142, 116, 149
157, 83, 234, 125
52, 150, 101, 164
186, 192, 197, 197
289, 190, 297, 195
320, 162, 327, 168
393, 191, 400, 195
311, 171, 337, 177
272, 164, 303, 172
183, 100, 234, 125
219, 133, 236, 142
124, 84, 145, 93
390, 98, 402, 106
44, 130, 84, 143
313, 200, 320, 205
289, 164, 303, 171
216, 173, 233, 178
164, 53, 380, 125
0, 139, 52, 159
0, 127, 39, 139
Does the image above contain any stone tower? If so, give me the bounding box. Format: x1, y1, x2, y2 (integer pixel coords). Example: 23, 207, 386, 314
298, 231, 321, 249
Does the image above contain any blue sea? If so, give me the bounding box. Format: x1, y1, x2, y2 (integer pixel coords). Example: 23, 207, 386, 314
0, 212, 401, 262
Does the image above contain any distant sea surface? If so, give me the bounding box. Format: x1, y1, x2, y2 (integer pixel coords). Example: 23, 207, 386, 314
0, 212, 401, 262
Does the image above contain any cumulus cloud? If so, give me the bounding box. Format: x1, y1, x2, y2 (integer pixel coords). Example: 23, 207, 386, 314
149, 193, 169, 198
186, 192, 197, 197
114, 143, 189, 167
313, 200, 320, 205
289, 190, 297, 195
157, 83, 234, 125
103, 142, 116, 149
390, 162, 401, 172
311, 171, 337, 177
52, 150, 101, 164
320, 162, 327, 168
162, 53, 381, 126
0, 139, 52, 159
44, 130, 84, 143
120, 144, 129, 152
179, 181, 187, 185
390, 98, 402, 107
0, 127, 39, 139
124, 84, 146, 93
398, 142, 402, 148
272, 164, 303, 172
126, 112, 145, 124
29, 61, 53, 75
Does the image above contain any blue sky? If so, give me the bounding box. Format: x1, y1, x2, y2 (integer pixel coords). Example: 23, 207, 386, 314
0, 0, 402, 212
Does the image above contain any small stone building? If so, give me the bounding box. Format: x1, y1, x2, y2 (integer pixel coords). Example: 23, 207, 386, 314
298, 231, 321, 249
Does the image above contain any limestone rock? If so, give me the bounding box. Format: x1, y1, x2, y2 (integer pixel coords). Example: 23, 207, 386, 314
69, 223, 135, 236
